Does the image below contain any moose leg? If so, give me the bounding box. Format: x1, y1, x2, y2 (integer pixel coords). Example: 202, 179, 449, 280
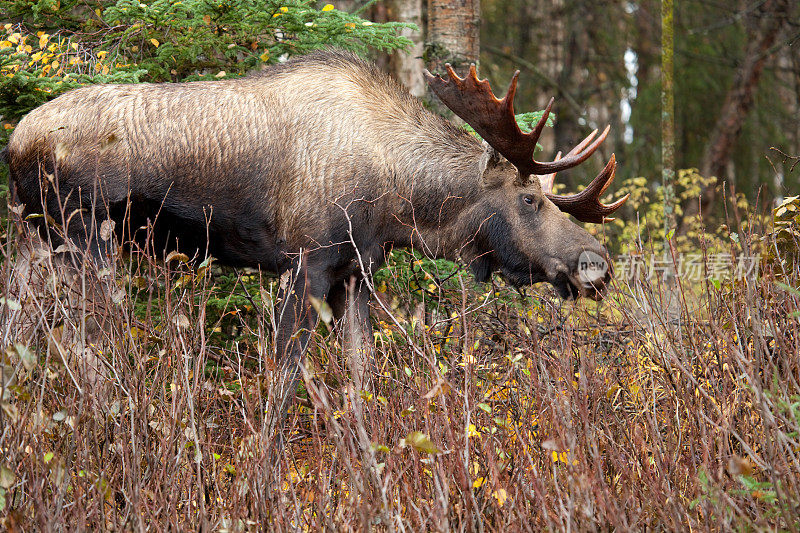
269, 262, 327, 441
35, 172, 117, 267
329, 275, 374, 392
327, 276, 389, 513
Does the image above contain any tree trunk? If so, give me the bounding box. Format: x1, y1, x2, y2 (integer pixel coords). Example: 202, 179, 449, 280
388, 0, 426, 96
682, 0, 792, 229
426, 0, 480, 73
662, 0, 675, 235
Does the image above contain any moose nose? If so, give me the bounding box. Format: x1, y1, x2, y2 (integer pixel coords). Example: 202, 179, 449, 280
576, 249, 612, 299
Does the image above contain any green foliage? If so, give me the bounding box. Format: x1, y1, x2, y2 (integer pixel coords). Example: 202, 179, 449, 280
0, 0, 414, 121
602, 168, 737, 257
374, 249, 461, 303
127, 255, 272, 351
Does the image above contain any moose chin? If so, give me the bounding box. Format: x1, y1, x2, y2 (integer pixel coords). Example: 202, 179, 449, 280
4, 49, 628, 410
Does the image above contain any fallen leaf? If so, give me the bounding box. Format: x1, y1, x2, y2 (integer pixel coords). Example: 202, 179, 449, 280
402, 431, 440, 455
0, 465, 15, 489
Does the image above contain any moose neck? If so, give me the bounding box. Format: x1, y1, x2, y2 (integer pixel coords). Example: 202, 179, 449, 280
379, 114, 495, 263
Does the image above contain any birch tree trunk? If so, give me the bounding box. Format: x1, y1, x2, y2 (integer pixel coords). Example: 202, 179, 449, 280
388, 0, 425, 96
426, 0, 480, 73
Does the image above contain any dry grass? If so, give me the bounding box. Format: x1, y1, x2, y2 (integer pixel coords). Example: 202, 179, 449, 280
0, 214, 798, 531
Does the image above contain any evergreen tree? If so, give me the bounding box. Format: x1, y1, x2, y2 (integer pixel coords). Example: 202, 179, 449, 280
0, 0, 413, 121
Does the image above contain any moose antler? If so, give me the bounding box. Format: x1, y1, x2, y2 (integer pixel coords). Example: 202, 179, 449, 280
538, 138, 630, 223
424, 64, 629, 223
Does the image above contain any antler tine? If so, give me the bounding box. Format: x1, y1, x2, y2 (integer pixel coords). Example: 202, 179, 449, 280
424, 64, 539, 170
530, 125, 610, 175
545, 155, 630, 223
526, 97, 554, 154
538, 130, 598, 193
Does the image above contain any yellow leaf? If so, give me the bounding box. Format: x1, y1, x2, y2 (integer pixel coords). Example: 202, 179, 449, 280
0, 465, 15, 488
473, 477, 486, 488
321, 3, 334, 10
280, 6, 288, 11
102, 64, 109, 75
463, 351, 476, 366
165, 251, 190, 264
96, 50, 108, 59
259, 51, 269, 62
493, 488, 508, 507
70, 42, 78, 50
150, 38, 159, 48
466, 424, 481, 439
39, 33, 49, 48
0, 41, 11, 49
272, 12, 281, 17
308, 295, 333, 325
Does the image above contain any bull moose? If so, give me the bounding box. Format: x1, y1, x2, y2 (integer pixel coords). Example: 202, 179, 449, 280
4, 49, 627, 410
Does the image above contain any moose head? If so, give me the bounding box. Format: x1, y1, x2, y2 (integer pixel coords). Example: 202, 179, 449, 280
424, 64, 630, 299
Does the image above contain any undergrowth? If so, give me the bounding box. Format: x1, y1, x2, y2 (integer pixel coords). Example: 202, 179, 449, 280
0, 196, 799, 530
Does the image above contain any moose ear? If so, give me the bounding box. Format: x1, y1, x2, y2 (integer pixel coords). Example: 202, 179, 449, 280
478, 141, 510, 189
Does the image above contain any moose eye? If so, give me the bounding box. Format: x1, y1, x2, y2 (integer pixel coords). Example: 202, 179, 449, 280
523, 195, 535, 205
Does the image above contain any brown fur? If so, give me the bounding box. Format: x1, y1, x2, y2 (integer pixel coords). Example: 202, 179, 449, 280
12, 53, 487, 256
